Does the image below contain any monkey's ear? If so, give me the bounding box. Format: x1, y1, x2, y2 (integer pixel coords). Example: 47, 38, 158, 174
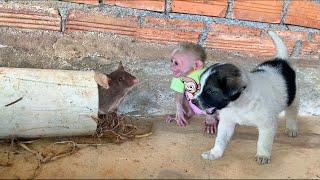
94, 73, 110, 89
193, 60, 203, 71
118, 61, 124, 71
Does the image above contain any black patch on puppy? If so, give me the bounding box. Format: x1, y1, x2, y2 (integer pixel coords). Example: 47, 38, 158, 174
258, 58, 296, 106
250, 68, 265, 73
193, 63, 246, 110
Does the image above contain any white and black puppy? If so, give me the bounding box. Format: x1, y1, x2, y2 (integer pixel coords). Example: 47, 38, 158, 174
192, 31, 298, 165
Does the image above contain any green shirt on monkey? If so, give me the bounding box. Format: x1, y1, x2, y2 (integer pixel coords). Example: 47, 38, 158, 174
170, 67, 207, 115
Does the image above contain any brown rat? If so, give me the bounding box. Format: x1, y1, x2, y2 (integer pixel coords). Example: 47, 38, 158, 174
95, 62, 138, 116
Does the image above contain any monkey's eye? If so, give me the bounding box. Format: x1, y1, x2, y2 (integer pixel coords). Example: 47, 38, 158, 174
118, 77, 123, 82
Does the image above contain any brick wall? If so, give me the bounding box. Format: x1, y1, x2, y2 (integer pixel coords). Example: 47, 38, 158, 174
0, 0, 319, 59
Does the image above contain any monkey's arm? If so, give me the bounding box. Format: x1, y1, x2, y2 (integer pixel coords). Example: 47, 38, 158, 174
165, 93, 194, 126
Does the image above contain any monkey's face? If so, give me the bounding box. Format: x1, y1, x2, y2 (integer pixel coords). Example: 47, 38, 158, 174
170, 53, 193, 78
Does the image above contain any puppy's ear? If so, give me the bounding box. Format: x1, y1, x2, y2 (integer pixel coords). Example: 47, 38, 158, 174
217, 64, 247, 101
226, 84, 246, 101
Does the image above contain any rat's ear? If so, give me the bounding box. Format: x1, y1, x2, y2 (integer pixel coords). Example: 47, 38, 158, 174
94, 73, 110, 89
193, 60, 203, 71
118, 61, 124, 71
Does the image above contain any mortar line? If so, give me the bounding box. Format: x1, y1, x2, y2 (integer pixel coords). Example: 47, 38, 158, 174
280, 0, 290, 24
137, 15, 145, 27
290, 40, 302, 58
58, 7, 68, 33
307, 32, 313, 42
198, 21, 213, 45
225, 0, 234, 19
164, 0, 172, 15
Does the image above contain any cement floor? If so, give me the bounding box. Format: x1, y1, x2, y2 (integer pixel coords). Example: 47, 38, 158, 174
0, 116, 319, 179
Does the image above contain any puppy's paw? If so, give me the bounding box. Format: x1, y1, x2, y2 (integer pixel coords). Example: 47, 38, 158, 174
285, 128, 298, 137
201, 151, 221, 160
255, 155, 271, 165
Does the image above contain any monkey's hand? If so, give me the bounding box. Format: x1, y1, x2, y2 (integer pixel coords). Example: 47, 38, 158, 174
165, 93, 192, 126
165, 114, 175, 123
175, 105, 189, 126
165, 108, 189, 126
204, 113, 219, 134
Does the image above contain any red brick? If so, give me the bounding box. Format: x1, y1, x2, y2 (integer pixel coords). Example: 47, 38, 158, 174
204, 24, 298, 58
143, 16, 204, 32
311, 33, 320, 43
232, 0, 283, 23
300, 42, 319, 59
285, 1, 320, 29
171, 0, 227, 17
105, 0, 165, 12
62, 0, 99, 5
208, 23, 261, 37
273, 30, 308, 42
135, 28, 200, 44
0, 4, 60, 31
66, 10, 139, 36
66, 11, 200, 44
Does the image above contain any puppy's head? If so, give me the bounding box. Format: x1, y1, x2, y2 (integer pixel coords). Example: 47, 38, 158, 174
192, 63, 247, 114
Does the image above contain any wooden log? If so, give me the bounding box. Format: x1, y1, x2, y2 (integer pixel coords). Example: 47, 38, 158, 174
0, 67, 98, 139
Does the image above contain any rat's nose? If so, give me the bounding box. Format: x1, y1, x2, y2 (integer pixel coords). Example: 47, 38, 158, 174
133, 78, 139, 84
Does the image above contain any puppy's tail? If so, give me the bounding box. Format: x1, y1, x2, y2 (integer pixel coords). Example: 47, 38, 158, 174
268, 31, 288, 60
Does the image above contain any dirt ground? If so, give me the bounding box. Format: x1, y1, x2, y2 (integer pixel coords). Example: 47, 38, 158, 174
0, 116, 319, 179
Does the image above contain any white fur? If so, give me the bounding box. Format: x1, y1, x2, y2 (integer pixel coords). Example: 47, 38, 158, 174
268, 31, 288, 59
194, 68, 212, 99
201, 32, 298, 165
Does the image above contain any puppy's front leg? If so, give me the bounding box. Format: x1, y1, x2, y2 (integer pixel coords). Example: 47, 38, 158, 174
256, 126, 276, 165
202, 121, 236, 160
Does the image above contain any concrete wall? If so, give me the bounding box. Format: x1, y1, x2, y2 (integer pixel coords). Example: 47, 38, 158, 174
0, 1, 319, 116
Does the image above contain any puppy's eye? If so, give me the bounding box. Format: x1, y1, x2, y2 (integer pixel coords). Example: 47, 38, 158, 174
118, 77, 123, 82
206, 89, 217, 95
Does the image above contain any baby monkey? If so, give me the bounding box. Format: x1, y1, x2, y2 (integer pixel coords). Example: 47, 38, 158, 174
165, 42, 218, 134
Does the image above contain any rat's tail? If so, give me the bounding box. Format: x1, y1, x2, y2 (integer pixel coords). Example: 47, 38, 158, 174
268, 31, 288, 60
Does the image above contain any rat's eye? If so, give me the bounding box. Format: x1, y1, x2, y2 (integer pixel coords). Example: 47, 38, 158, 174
118, 77, 123, 82
174, 61, 178, 66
